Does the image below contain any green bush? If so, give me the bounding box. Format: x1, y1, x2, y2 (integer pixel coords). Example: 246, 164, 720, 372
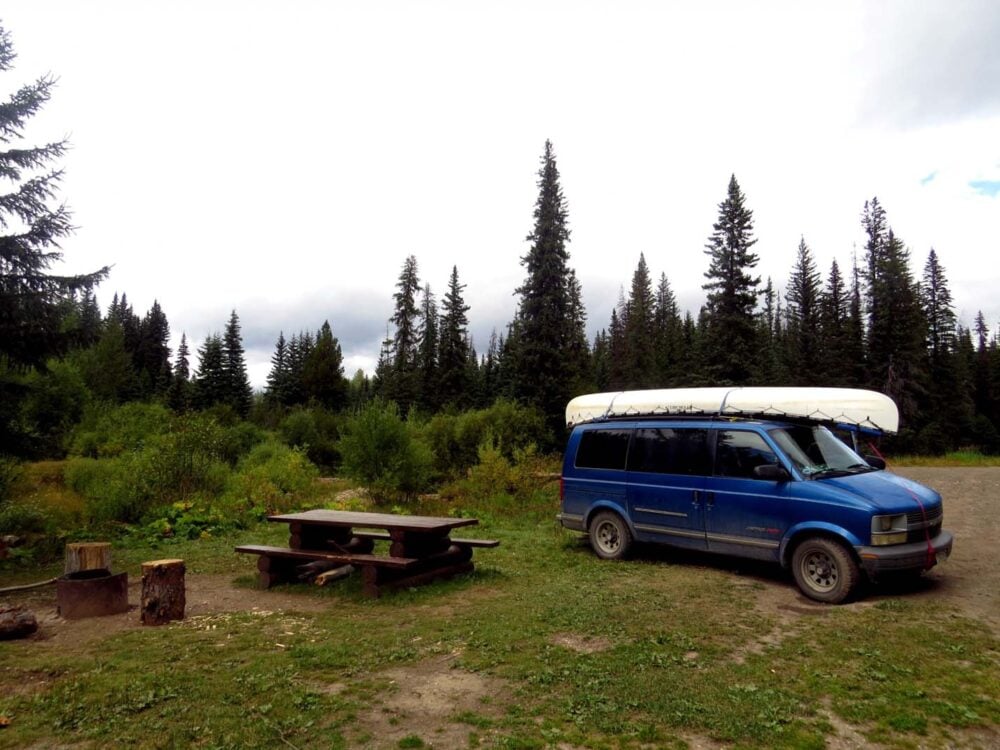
0, 455, 22, 506
462, 437, 549, 505
70, 402, 172, 458
338, 400, 433, 501
279, 407, 341, 469
220, 440, 319, 518
422, 400, 548, 478
0, 499, 50, 535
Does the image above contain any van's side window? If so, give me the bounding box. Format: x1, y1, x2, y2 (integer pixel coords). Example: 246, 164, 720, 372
575, 429, 630, 470
627, 428, 711, 475
715, 430, 779, 479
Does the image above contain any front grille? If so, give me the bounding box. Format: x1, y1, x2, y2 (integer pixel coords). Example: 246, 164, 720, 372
906, 505, 942, 527
907, 521, 942, 544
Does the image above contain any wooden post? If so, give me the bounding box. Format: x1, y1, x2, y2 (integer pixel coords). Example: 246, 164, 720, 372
140, 559, 186, 625
65, 542, 112, 574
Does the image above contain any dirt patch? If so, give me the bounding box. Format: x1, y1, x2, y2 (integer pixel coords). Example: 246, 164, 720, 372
2, 573, 332, 650
550, 632, 612, 653
349, 653, 508, 749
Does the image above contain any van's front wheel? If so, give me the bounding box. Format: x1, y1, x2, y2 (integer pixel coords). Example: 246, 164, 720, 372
589, 511, 632, 560
791, 537, 860, 603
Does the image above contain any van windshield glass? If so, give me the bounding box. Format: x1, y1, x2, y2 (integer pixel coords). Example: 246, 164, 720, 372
768, 425, 873, 478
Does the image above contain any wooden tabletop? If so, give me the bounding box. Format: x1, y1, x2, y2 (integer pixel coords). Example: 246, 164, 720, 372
268, 509, 479, 533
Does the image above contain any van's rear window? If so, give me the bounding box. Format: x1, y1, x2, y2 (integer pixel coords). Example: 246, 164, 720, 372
575, 429, 630, 470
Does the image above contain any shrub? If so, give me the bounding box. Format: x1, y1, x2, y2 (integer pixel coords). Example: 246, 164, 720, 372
70, 402, 172, 458
462, 437, 550, 505
0, 455, 22, 506
220, 441, 319, 518
279, 407, 341, 469
422, 400, 548, 478
338, 400, 433, 501
0, 500, 50, 535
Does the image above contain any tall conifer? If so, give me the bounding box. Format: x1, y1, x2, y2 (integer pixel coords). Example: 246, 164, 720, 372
701, 175, 761, 384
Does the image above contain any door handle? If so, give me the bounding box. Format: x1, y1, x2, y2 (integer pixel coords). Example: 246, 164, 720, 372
705, 491, 715, 507
692, 490, 700, 505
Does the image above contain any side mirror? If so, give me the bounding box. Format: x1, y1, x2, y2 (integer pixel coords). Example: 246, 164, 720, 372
864, 455, 886, 470
754, 463, 791, 481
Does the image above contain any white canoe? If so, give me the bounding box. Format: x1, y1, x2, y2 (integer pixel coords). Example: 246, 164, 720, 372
565, 387, 899, 434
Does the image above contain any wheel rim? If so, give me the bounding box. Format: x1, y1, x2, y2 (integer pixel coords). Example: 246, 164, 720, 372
595, 520, 621, 554
801, 549, 839, 592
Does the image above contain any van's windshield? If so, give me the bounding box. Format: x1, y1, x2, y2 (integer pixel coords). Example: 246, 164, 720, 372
768, 425, 876, 479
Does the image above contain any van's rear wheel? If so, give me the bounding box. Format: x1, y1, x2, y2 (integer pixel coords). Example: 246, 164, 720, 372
589, 511, 632, 560
791, 537, 859, 603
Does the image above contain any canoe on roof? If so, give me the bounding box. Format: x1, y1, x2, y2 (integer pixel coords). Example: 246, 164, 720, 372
565, 387, 899, 434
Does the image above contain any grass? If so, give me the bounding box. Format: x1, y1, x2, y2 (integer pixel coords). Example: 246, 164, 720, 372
1, 469, 998, 748
887, 450, 1000, 467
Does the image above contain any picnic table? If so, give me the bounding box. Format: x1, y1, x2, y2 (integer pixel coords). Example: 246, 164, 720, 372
236, 510, 498, 598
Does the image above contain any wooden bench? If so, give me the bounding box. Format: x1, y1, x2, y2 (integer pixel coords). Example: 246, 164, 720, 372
235, 543, 474, 597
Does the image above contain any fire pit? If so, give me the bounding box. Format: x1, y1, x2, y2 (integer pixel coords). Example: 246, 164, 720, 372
56, 569, 129, 619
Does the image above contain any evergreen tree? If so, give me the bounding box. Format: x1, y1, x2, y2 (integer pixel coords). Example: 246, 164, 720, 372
285, 331, 314, 406
653, 273, 683, 386
265, 331, 291, 405
819, 260, 851, 384
845, 256, 867, 385
167, 333, 191, 411
221, 310, 252, 417
606, 296, 627, 390
0, 24, 108, 371
509, 140, 586, 436
623, 254, 656, 388
862, 201, 927, 428
302, 320, 347, 410
784, 236, 822, 384
193, 334, 226, 410
921, 249, 957, 365
75, 319, 139, 403
701, 175, 761, 384
757, 277, 785, 383
77, 288, 102, 347
387, 255, 421, 413
480, 329, 503, 404
438, 266, 470, 407
136, 300, 172, 395
415, 283, 438, 412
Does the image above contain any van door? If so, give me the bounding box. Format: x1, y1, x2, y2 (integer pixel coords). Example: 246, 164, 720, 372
626, 426, 710, 549
704, 428, 792, 561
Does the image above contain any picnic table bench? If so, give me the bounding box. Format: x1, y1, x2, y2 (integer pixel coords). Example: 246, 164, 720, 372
236, 510, 498, 598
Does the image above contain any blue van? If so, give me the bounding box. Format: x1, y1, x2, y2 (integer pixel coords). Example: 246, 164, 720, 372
558, 389, 954, 603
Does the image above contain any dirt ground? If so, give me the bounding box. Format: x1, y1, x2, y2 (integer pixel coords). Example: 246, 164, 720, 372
2, 467, 998, 748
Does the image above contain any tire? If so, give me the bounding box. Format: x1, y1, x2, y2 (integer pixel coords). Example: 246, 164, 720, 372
791, 537, 860, 604
589, 511, 632, 560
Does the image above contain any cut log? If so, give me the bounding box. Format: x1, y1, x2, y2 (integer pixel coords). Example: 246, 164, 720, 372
140, 559, 186, 626
0, 605, 38, 640
315, 564, 355, 586
64, 542, 111, 574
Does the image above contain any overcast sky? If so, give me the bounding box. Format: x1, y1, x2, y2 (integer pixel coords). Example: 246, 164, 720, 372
4, 1, 999, 388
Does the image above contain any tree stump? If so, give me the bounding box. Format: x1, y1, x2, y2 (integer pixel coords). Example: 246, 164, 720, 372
140, 559, 186, 625
65, 542, 112, 574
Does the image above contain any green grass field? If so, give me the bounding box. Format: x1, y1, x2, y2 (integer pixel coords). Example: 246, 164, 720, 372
1, 476, 998, 749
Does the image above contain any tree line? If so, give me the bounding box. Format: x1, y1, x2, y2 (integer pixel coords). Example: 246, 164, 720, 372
2, 21, 999, 462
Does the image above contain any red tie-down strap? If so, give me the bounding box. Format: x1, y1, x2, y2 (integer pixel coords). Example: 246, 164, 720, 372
868, 441, 935, 569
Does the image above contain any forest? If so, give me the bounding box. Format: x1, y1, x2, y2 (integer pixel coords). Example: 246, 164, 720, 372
2, 22, 1000, 543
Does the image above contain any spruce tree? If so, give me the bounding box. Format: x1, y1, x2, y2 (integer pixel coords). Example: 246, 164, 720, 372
784, 236, 822, 384
415, 283, 439, 412
167, 333, 191, 411
193, 334, 226, 410
265, 332, 291, 405
510, 140, 586, 436
136, 300, 172, 396
302, 320, 347, 410
438, 266, 470, 407
0, 24, 108, 370
222, 310, 253, 417
623, 254, 656, 388
387, 255, 421, 413
818, 260, 851, 384
653, 273, 683, 386
701, 175, 761, 384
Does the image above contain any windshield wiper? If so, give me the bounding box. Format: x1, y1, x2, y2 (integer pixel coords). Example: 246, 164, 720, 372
809, 468, 854, 479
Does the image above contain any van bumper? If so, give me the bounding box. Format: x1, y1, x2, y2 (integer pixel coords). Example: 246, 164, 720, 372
855, 530, 953, 578
557, 512, 586, 532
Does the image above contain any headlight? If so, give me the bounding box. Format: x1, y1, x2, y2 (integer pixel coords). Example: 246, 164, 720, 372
871, 514, 907, 545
